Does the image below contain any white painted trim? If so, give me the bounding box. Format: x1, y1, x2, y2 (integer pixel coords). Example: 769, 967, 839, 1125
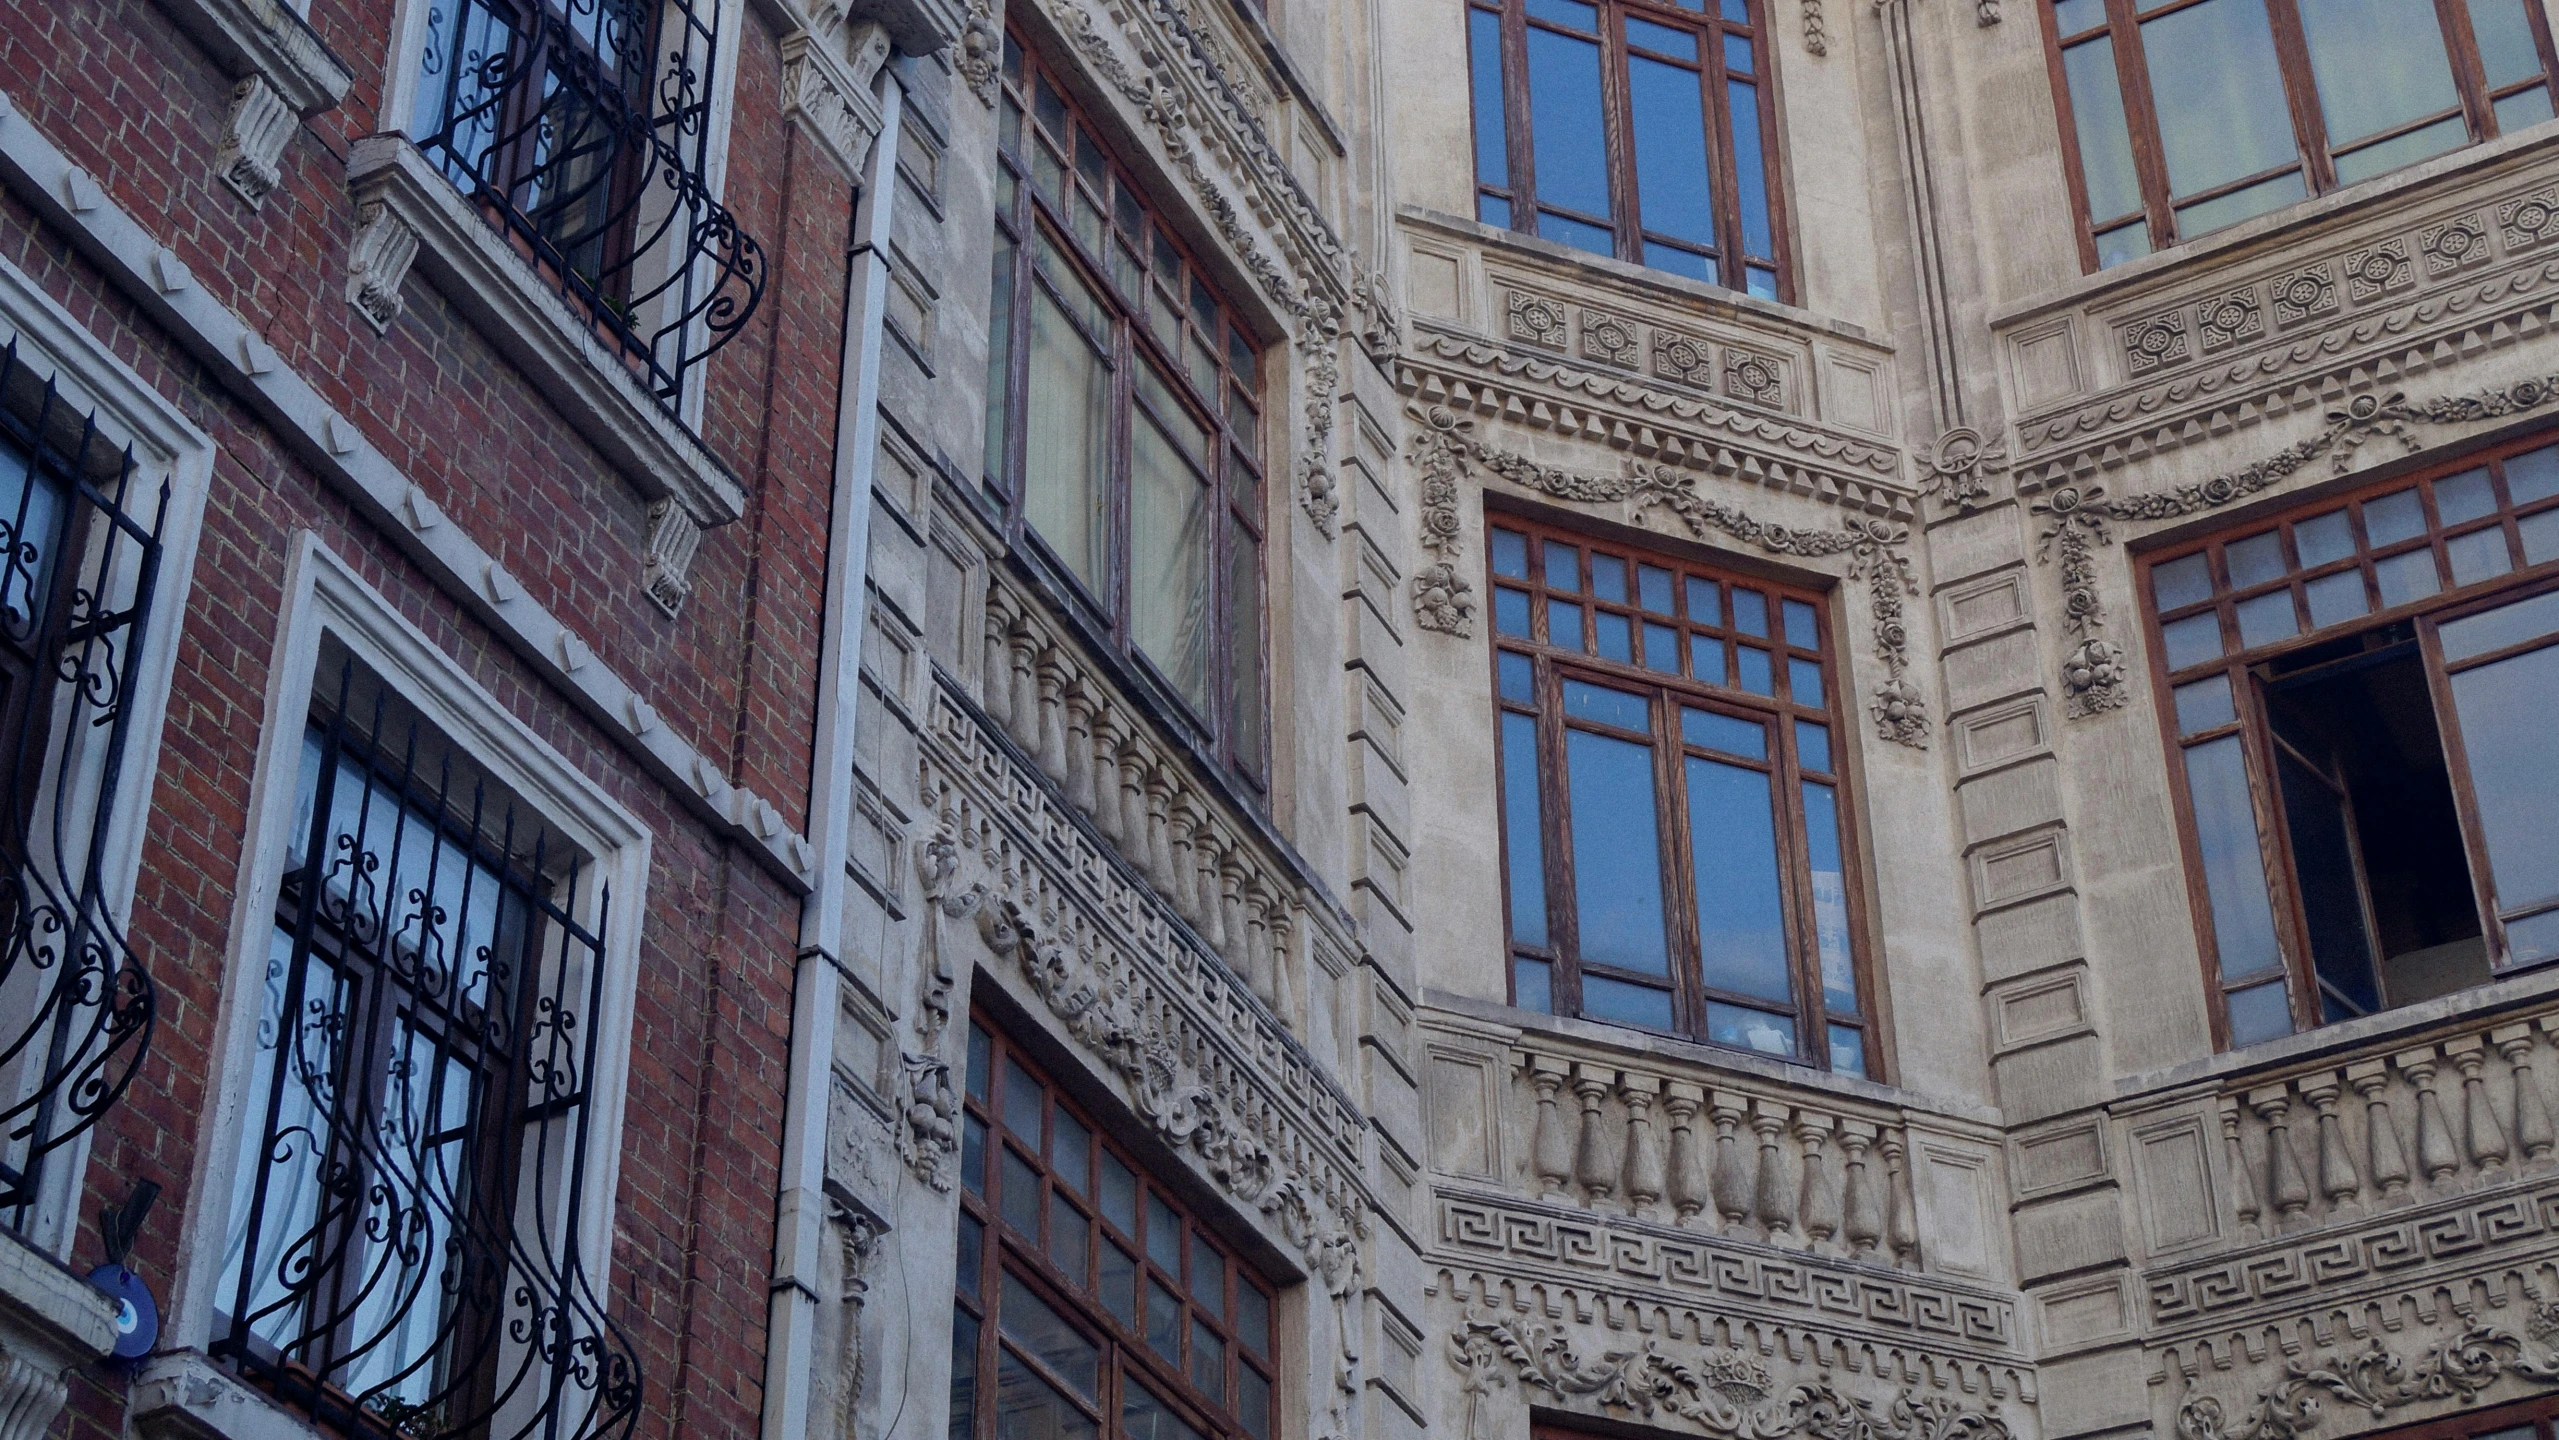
168, 533, 651, 1373
0, 86, 817, 893
0, 248, 214, 1260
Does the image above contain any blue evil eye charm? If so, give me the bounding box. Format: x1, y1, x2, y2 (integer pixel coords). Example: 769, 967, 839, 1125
86, 1263, 158, 1363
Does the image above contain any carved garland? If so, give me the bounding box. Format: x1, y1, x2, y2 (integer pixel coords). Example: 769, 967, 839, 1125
892, 827, 976, 1191
2176, 1306, 2559, 1440
1449, 1313, 2015, 1440
958, 0, 1002, 106
2033, 374, 2559, 717
1409, 406, 1932, 748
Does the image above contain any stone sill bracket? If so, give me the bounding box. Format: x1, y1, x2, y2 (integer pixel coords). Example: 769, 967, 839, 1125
0, 1227, 118, 1440
150, 0, 354, 209
341, 136, 747, 614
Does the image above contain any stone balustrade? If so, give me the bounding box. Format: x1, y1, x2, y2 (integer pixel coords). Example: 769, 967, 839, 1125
975, 573, 1310, 1027
2202, 1005, 2559, 1244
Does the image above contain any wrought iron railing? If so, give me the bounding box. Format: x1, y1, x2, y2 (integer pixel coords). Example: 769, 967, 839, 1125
412, 0, 765, 422
212, 659, 639, 1439
0, 338, 167, 1235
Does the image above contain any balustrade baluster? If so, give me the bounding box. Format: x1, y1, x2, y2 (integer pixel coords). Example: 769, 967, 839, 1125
2449, 1036, 2511, 1177
1267, 902, 1296, 1024
1795, 1113, 1841, 1255
981, 597, 1012, 728
1709, 1092, 1752, 1235
1062, 682, 1096, 815
1089, 708, 1125, 842
1528, 1058, 1574, 1201
1143, 766, 1177, 892
2247, 1085, 2312, 1229
1242, 881, 1275, 1006
2220, 1098, 2262, 1241
1880, 1129, 1919, 1269
1166, 798, 1203, 922
1033, 652, 1070, 779
1007, 619, 1040, 751
2494, 1024, 2555, 1168
2397, 1048, 2462, 1191
1620, 1075, 1666, 1220
1217, 852, 1249, 971
1574, 1066, 1619, 1210
1840, 1122, 1881, 1258
1664, 1083, 1710, 1226
2295, 1074, 2363, 1219
2345, 1060, 2412, 1206
1751, 1100, 1797, 1243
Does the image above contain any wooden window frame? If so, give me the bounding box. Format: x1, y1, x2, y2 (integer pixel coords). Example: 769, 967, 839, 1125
2139, 429, 2559, 1050
2345, 1392, 2559, 1440
987, 31, 1270, 792
952, 1014, 1279, 1440
1465, 0, 1793, 302
2039, 0, 2559, 270
1486, 513, 1876, 1076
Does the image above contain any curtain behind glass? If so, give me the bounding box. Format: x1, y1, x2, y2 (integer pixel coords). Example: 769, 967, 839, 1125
1130, 371, 1211, 710
1025, 289, 1111, 595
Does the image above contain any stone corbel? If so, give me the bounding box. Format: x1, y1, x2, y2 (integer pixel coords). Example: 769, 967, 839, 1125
0, 1233, 118, 1440
779, 20, 893, 182
150, 0, 353, 207
643, 498, 708, 614
343, 198, 421, 336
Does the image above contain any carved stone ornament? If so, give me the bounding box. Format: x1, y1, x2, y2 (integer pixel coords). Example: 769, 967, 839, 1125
213, 75, 296, 207
343, 199, 421, 335
958, 0, 1002, 106
778, 19, 893, 182
2034, 374, 2559, 717
1926, 426, 2007, 513
829, 1199, 881, 1422
1408, 405, 1932, 748
2176, 1306, 2559, 1440
893, 826, 977, 1191
1802, 0, 1832, 55
642, 497, 707, 615
1449, 1312, 2015, 1440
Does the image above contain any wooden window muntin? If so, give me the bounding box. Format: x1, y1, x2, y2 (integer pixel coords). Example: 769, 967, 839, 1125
1464, 0, 1792, 302
2141, 430, 2559, 1048
989, 34, 1270, 788
2038, 0, 2559, 270
954, 1015, 1279, 1440
1487, 514, 1872, 1075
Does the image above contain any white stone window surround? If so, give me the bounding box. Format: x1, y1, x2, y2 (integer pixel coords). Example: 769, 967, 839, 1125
354, 0, 756, 604
157, 532, 651, 1418
0, 250, 215, 1261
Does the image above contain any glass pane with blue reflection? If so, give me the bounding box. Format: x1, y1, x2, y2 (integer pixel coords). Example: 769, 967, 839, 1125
1567, 729, 1673, 976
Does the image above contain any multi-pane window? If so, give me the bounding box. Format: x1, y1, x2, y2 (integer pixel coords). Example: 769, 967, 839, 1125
1488, 518, 1871, 1075
2348, 1393, 2559, 1440
213, 651, 636, 1436
1466, 0, 1787, 299
986, 35, 1269, 787
2045, 0, 2559, 268
2144, 436, 2559, 1048
951, 1017, 1277, 1440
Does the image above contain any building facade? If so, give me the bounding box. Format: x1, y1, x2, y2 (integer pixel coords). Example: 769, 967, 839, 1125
8, 1, 2559, 1440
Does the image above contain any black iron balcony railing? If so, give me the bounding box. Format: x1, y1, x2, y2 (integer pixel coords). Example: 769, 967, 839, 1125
413, 0, 765, 422
0, 338, 167, 1235
211, 658, 639, 1440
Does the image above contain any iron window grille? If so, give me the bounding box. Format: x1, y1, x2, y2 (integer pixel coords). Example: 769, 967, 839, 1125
212, 654, 639, 1440
0, 338, 167, 1234
983, 32, 1270, 793
411, 0, 766, 420
1465, 0, 1790, 300
2141, 433, 2559, 1049
1487, 517, 1875, 1076
950, 1015, 1278, 1440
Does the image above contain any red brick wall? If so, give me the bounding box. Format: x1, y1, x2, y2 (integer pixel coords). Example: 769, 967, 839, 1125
0, 0, 855, 1435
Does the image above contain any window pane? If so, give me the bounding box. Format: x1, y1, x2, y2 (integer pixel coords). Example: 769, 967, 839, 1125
1500, 713, 1549, 947
2139, 0, 2300, 204
1782, 598, 1820, 648
1001, 1273, 1098, 1401
2437, 467, 2498, 523
2174, 170, 2308, 235
1053, 1108, 1091, 1190
1549, 597, 1585, 646
2295, 510, 2356, 566
2298, 0, 2461, 154
1003, 1058, 1044, 1138
1630, 57, 1717, 249
1514, 956, 1554, 1010
2235, 590, 2300, 648
1706, 1002, 1798, 1056
1796, 720, 1831, 772
959, 1213, 985, 1293
1002, 1149, 1041, 1234
1145, 1279, 1182, 1361
1237, 1367, 1272, 1440
1642, 622, 1680, 672
1500, 651, 1535, 701
1685, 757, 1792, 1003
2448, 527, 2514, 586
993, 1349, 1096, 1440
1145, 1195, 1180, 1269
964, 1114, 988, 1194
1728, 80, 1774, 259
2333, 113, 2468, 185
1828, 1025, 1866, 1077
1687, 576, 1722, 626
1803, 781, 1856, 1011
2375, 548, 2443, 607
2185, 736, 2285, 980
2495, 85, 2554, 130
1527, 26, 1613, 221
985, 237, 1017, 486
2443, 587, 2559, 660
1468, 7, 1509, 192
1540, 209, 1618, 254
1048, 1194, 1090, 1278
1595, 610, 1634, 662
1101, 1241, 1138, 1326
1565, 677, 1650, 728
2162, 612, 2225, 670
1639, 564, 1676, 612
1187, 1231, 1224, 1317
2225, 531, 2288, 588
2153, 552, 2216, 610
1630, 14, 1699, 53
1682, 706, 1766, 758
1189, 1319, 1224, 1393
1732, 588, 1770, 636
2062, 37, 2147, 224
2473, 0, 2549, 88
1567, 729, 1674, 975
2303, 569, 2370, 628
2226, 979, 2296, 1044
1787, 657, 1825, 706
1496, 586, 1533, 637
2526, 508, 2559, 564
2174, 675, 2237, 734
1592, 554, 1629, 603
1582, 973, 1677, 1028
1691, 633, 1728, 685
951, 1312, 981, 1440
2365, 488, 2427, 544
1737, 645, 1774, 694
1229, 522, 1265, 772
1024, 290, 1110, 592
1493, 527, 1531, 577
2274, 747, 2383, 1019
1123, 1378, 1208, 1440
967, 1025, 993, 1100
1236, 1285, 1271, 1354
2450, 638, 2559, 912
1546, 541, 1583, 590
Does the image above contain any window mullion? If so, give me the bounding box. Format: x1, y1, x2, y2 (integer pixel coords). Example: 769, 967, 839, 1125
2229, 667, 2324, 1034
1768, 708, 1828, 1067
2415, 614, 2525, 971
1702, 13, 1741, 286
1602, 4, 1644, 265
1504, 0, 1540, 233
1653, 690, 1706, 1040
1536, 656, 1586, 1018
2100, 0, 2182, 247
2431, 0, 2501, 136
2257, 0, 2338, 194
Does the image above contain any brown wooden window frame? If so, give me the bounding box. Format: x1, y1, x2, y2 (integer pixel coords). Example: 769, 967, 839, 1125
1486, 513, 1876, 1077
1464, 0, 1793, 302
2140, 429, 2559, 1051
951, 1014, 1279, 1440
985, 31, 1271, 792
2326, 1391, 2559, 1440
2039, 0, 2559, 271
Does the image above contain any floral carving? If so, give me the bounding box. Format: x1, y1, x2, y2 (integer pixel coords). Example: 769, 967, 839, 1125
1927, 426, 2007, 513
2268, 263, 2337, 329
2419, 212, 2492, 278
1653, 329, 1716, 389
2342, 238, 2414, 303
2120, 311, 2191, 376
957, 0, 1001, 106
2034, 375, 2559, 718
1450, 1313, 2014, 1439
2195, 289, 2262, 355
2499, 187, 2559, 252
1510, 291, 1570, 349
1725, 348, 1786, 408
1406, 406, 1929, 746
1352, 265, 1402, 365
894, 825, 979, 1190
1802, 0, 1831, 55
2176, 1309, 2559, 1440
1582, 309, 1640, 368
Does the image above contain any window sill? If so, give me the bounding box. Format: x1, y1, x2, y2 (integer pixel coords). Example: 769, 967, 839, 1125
1993, 117, 2559, 333
342, 136, 746, 597
0, 1226, 117, 1367
130, 1352, 329, 1440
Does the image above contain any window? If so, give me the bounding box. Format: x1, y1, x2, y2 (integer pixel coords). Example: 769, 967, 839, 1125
211, 647, 640, 1437
1465, 0, 1787, 299
986, 35, 1269, 786
2144, 436, 2559, 1047
1487, 518, 1872, 1074
409, 0, 765, 416
2044, 0, 2559, 268
2319, 1392, 2559, 1440
0, 338, 165, 1232
951, 1017, 1278, 1440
